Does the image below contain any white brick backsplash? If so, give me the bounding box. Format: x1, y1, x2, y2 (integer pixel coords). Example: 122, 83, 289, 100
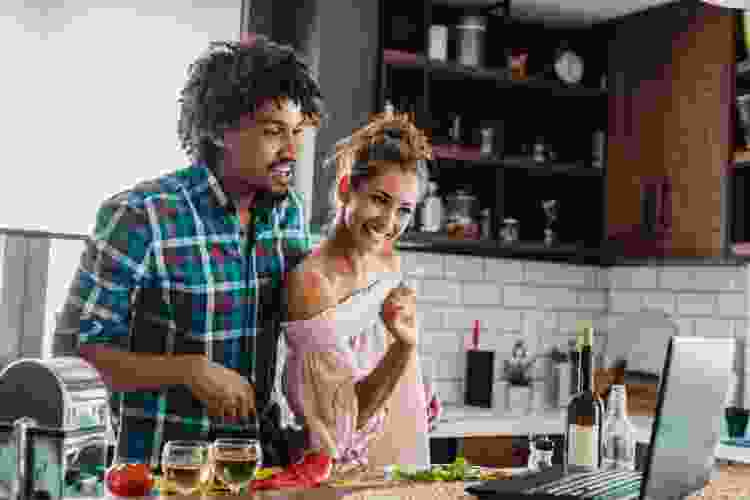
609, 267, 658, 289
462, 282, 502, 305
444, 255, 484, 281
435, 380, 462, 404
597, 269, 610, 290
642, 292, 676, 315
401, 252, 443, 278
524, 262, 596, 288
441, 307, 522, 333
717, 293, 747, 318
420, 330, 462, 354
676, 293, 716, 316
576, 290, 608, 311
672, 317, 694, 337
659, 267, 746, 291
693, 318, 734, 338
558, 311, 600, 334
485, 259, 524, 283
522, 311, 558, 338
609, 290, 643, 313
436, 352, 467, 379
503, 286, 578, 309
417, 279, 461, 304
416, 306, 442, 330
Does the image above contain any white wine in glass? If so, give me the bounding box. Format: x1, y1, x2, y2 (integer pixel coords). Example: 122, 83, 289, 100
161, 440, 211, 495
211, 438, 262, 495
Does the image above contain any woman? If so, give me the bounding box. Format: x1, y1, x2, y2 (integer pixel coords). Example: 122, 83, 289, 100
254, 110, 432, 489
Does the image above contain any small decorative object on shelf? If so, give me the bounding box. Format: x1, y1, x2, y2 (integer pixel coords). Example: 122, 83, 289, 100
553, 41, 584, 85
542, 199, 558, 246
480, 128, 494, 157
500, 218, 519, 245
479, 208, 492, 240
456, 14, 486, 68
509, 48, 529, 80
428, 25, 448, 61
533, 137, 546, 163
592, 130, 606, 169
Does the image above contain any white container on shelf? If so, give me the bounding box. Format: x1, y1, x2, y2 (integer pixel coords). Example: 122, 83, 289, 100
429, 25, 448, 61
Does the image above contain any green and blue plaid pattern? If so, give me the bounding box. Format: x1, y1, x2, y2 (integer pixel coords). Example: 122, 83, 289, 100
55, 162, 311, 467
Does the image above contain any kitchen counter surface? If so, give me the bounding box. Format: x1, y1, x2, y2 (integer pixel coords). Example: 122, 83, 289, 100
77, 463, 748, 499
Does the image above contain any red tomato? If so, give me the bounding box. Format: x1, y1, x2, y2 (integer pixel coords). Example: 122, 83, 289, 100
105, 463, 153, 497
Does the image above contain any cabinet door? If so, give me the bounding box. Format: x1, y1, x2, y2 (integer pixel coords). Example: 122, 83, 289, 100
606, 1, 735, 257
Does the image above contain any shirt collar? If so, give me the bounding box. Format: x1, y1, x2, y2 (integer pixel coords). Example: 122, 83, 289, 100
197, 161, 289, 214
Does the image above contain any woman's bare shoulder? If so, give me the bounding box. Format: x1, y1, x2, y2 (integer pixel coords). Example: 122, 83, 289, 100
286, 254, 337, 321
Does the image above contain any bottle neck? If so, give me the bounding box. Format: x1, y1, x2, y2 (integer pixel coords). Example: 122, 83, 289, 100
608, 384, 628, 417
580, 345, 593, 393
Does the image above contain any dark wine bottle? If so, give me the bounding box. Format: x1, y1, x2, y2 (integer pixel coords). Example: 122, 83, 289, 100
565, 326, 604, 472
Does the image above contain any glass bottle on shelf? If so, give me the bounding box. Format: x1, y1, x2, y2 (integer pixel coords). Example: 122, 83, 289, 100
420, 181, 443, 233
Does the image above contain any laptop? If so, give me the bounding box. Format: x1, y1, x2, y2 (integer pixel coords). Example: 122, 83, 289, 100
466, 336, 735, 500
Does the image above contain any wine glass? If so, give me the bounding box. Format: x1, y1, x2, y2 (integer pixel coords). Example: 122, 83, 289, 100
161, 440, 211, 496
210, 438, 263, 495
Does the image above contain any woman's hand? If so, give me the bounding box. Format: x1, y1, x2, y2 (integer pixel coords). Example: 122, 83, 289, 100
381, 285, 418, 347
186, 356, 256, 419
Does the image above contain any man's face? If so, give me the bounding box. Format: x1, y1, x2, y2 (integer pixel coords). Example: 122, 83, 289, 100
222, 97, 309, 195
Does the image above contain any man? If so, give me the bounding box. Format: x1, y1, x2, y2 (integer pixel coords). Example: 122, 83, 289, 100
52, 34, 325, 468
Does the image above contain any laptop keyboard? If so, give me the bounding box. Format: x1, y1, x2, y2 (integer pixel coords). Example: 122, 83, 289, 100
523, 469, 643, 499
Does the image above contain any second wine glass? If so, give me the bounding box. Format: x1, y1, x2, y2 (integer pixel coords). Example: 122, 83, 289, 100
210, 438, 263, 495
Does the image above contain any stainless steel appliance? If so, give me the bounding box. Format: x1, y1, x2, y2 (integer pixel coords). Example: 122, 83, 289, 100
0, 357, 113, 499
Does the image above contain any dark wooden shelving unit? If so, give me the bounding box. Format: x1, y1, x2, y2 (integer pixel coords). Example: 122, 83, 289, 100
378, 0, 609, 260
726, 11, 750, 259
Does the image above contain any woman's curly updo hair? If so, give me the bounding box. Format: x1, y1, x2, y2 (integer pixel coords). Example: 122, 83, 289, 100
178, 34, 326, 165
324, 109, 432, 230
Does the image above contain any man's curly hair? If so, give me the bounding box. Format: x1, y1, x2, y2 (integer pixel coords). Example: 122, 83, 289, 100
178, 35, 326, 163
324, 110, 432, 231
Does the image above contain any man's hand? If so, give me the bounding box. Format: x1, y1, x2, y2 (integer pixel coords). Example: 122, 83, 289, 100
187, 357, 256, 418
381, 285, 418, 347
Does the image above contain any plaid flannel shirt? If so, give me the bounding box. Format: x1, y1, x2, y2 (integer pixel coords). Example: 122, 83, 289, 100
53, 162, 311, 467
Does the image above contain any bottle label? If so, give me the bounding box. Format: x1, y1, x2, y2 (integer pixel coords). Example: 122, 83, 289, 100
568, 424, 599, 467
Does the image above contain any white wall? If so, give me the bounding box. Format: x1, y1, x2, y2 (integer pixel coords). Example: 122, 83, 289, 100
0, 0, 241, 234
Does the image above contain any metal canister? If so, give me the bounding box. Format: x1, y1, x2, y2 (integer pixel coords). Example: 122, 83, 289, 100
456, 15, 486, 67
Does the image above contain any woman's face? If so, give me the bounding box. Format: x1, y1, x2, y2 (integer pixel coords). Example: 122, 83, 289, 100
339, 161, 419, 255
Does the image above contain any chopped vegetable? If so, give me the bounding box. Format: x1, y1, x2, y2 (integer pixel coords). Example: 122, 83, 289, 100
391, 457, 482, 482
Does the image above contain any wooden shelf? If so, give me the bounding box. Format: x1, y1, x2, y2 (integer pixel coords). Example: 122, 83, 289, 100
432, 148, 603, 177
396, 232, 601, 263
383, 49, 607, 99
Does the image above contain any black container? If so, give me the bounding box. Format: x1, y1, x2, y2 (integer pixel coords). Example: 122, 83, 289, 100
465, 350, 495, 408
726, 406, 750, 438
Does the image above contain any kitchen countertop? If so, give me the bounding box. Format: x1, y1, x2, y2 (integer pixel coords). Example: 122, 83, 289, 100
70, 463, 749, 499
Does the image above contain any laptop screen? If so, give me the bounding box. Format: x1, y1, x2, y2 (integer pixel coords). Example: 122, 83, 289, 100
641, 337, 735, 500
